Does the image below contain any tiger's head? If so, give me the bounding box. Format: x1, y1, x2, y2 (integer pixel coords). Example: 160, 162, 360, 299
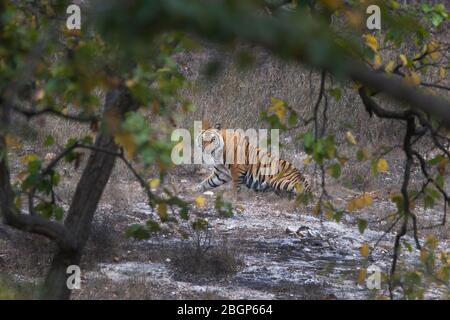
196, 123, 224, 164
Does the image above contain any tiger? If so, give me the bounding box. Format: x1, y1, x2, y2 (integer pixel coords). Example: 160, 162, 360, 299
195, 125, 311, 198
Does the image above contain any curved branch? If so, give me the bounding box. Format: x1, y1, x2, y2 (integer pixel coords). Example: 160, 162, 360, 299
358, 87, 412, 120
11, 105, 99, 123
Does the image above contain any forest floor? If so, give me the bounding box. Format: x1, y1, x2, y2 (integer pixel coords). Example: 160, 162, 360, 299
2, 162, 449, 299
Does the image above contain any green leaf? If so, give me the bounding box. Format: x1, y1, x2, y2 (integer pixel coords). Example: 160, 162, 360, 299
328, 163, 341, 179
126, 224, 150, 240
334, 210, 344, 223
313, 140, 325, 165
44, 135, 55, 147
428, 155, 445, 165
421, 3, 432, 13
357, 218, 368, 234
303, 132, 314, 152
436, 174, 444, 189
371, 159, 378, 176
356, 148, 370, 162
403, 241, 413, 252
431, 13, 444, 27
329, 88, 342, 101
287, 113, 298, 126
35, 202, 54, 219
424, 194, 435, 209
192, 218, 208, 231
54, 207, 64, 221
146, 219, 162, 232
81, 135, 94, 145
179, 207, 189, 220
51, 172, 60, 186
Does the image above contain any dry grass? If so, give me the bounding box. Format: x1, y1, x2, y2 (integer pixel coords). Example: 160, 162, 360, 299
0, 274, 37, 299
176, 46, 405, 149
170, 226, 243, 277
75, 277, 156, 300
83, 216, 120, 267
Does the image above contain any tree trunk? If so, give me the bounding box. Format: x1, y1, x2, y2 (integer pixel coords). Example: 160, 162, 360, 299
40, 87, 137, 299
39, 249, 81, 299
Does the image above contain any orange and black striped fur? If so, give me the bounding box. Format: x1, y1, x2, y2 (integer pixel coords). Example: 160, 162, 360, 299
197, 127, 311, 197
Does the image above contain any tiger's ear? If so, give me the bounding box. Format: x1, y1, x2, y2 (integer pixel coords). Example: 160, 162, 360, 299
215, 123, 221, 130
202, 119, 211, 130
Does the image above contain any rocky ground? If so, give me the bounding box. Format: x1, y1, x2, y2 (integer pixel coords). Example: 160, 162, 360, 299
1, 167, 450, 300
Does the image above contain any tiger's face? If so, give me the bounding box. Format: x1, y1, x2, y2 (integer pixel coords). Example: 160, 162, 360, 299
196, 128, 224, 164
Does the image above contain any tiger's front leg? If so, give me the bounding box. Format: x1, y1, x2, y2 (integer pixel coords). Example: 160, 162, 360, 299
196, 165, 232, 192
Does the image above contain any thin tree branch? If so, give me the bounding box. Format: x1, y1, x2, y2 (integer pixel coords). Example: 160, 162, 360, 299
11, 105, 99, 123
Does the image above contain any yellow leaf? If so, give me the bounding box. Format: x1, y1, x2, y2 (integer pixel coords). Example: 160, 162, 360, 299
157, 203, 168, 221
347, 194, 372, 212
114, 132, 136, 158
427, 41, 441, 61
63, 28, 80, 37
362, 193, 373, 206
303, 156, 312, 165
345, 9, 363, 28
149, 178, 160, 189
364, 34, 379, 52
439, 251, 447, 264
420, 249, 428, 264
427, 41, 439, 52
268, 97, 287, 124
384, 60, 395, 74
354, 196, 365, 210
405, 71, 421, 86
320, 0, 343, 10
357, 268, 367, 284
390, 1, 400, 9
360, 243, 370, 257
21, 154, 39, 165
425, 234, 438, 249
399, 54, 408, 67
346, 199, 355, 212
439, 67, 447, 79
325, 208, 334, 220
352, 81, 362, 91
346, 131, 357, 145
125, 79, 137, 88
377, 159, 389, 173
373, 54, 382, 69
195, 196, 206, 208
5, 134, 21, 149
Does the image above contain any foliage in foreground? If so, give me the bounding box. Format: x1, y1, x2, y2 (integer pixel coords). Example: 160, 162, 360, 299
0, 0, 449, 299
